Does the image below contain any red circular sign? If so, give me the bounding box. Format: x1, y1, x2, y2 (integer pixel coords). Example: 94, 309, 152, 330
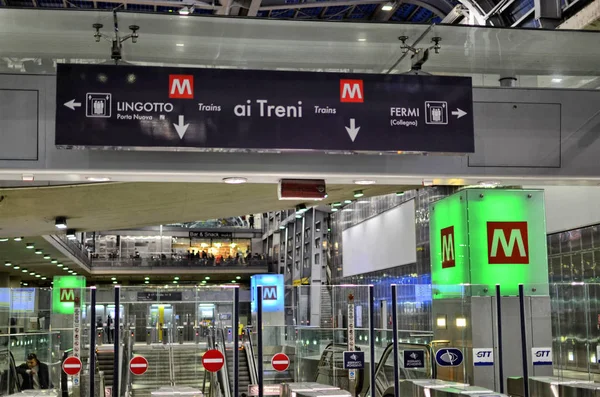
130, 356, 149, 376
271, 353, 290, 372
62, 356, 82, 376
202, 349, 225, 372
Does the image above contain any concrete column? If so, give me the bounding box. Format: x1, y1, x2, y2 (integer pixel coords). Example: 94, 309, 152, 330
9, 276, 20, 288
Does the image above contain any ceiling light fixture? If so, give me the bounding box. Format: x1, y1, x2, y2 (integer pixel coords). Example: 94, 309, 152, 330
357, 38, 367, 42
68, 270, 73, 273
29, 272, 35, 276
231, 280, 236, 283
145, 281, 149, 284
222, 177, 248, 184
14, 237, 23, 242
55, 217, 67, 230
113, 281, 118, 284
176, 43, 185, 47
22, 174, 34, 182
111, 277, 116, 281
331, 207, 339, 212
13, 266, 20, 270
354, 190, 364, 198
43, 254, 51, 260
552, 78, 563, 83
173, 280, 178, 284
57, 263, 63, 267
205, 276, 210, 280
396, 191, 405, 196
179, 5, 194, 14
0, 238, 8, 242
201, 280, 206, 284
381, 2, 394, 10
174, 277, 180, 280
144, 277, 150, 280
4, 262, 11, 267
26, 243, 34, 249
354, 180, 376, 185
35, 250, 42, 255
344, 199, 352, 204
236, 276, 241, 280
35, 274, 41, 278
86, 177, 111, 182
22, 269, 28, 273
41, 277, 47, 280
51, 259, 58, 264
66, 229, 77, 240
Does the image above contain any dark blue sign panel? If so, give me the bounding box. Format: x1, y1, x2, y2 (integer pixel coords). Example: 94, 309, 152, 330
435, 348, 464, 367
55, 64, 474, 153
343, 351, 365, 369
403, 350, 426, 369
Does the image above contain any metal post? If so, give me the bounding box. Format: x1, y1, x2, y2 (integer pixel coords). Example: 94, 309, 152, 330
114, 286, 120, 397
234, 287, 240, 397
495, 285, 504, 393
391, 285, 399, 397
518, 284, 529, 397
257, 286, 264, 397
368, 285, 376, 397
90, 287, 96, 397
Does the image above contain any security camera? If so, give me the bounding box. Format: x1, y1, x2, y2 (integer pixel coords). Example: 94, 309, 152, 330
93, 23, 104, 42
129, 25, 140, 44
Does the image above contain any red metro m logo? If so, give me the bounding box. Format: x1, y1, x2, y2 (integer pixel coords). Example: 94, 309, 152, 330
169, 75, 194, 99
487, 222, 529, 264
340, 80, 364, 103
441, 226, 455, 268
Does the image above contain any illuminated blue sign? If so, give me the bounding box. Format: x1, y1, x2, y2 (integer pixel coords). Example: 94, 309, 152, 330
251, 274, 284, 313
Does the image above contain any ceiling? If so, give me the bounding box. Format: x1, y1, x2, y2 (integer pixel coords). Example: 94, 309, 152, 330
0, 181, 413, 236
0, 8, 598, 85
0, 236, 88, 284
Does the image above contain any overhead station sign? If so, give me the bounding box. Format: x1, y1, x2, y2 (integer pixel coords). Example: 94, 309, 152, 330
55, 64, 474, 154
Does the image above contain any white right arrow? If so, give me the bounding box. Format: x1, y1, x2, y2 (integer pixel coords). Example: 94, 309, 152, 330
451, 108, 467, 119
64, 99, 81, 110
173, 115, 189, 139
345, 118, 360, 142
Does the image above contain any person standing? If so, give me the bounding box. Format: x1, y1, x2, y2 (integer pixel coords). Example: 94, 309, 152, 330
249, 214, 255, 229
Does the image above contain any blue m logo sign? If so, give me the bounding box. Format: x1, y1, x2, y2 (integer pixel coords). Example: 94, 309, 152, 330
263, 286, 277, 300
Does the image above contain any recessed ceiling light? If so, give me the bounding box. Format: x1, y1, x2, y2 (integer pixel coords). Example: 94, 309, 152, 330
55, 217, 67, 229
66, 230, 77, 240
222, 177, 247, 184
144, 277, 150, 280
29, 272, 35, 276
43, 254, 51, 260
68, 270, 73, 273
145, 281, 149, 284
63, 267, 69, 271
174, 276, 180, 280
22, 269, 28, 273
4, 262, 11, 267
51, 259, 58, 264
35, 250, 42, 255
72, 273, 77, 276
357, 38, 367, 42
57, 263, 63, 268
22, 282, 28, 286
26, 243, 34, 249
0, 238, 8, 242
13, 237, 23, 242
354, 180, 376, 185
41, 277, 47, 280
231, 280, 236, 283
331, 208, 339, 212
113, 281, 118, 284
86, 177, 111, 182
201, 280, 206, 284
354, 190, 364, 198
236, 276, 241, 280
333, 202, 342, 207
35, 274, 41, 278
205, 276, 210, 280
173, 280, 178, 284
381, 2, 393, 10
396, 192, 405, 196
111, 277, 116, 281
552, 78, 563, 83
344, 199, 352, 204
13, 266, 20, 270
176, 43, 185, 47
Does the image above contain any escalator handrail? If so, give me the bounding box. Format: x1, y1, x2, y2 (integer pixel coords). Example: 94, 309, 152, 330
216, 328, 231, 397
242, 328, 258, 386
364, 341, 436, 397
123, 330, 134, 397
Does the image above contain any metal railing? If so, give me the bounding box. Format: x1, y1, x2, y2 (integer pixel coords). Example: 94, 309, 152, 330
47, 234, 93, 269
90, 257, 269, 268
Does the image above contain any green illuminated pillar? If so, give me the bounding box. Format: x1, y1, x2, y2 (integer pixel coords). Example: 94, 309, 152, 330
430, 189, 548, 297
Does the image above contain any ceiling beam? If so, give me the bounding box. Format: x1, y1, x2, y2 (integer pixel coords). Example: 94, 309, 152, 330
259, 0, 384, 11
72, 0, 219, 10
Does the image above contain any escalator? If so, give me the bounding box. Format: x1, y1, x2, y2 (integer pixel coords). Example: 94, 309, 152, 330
221, 328, 258, 397
96, 347, 115, 389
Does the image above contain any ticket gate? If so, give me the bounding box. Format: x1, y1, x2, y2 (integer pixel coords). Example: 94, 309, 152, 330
177, 326, 184, 344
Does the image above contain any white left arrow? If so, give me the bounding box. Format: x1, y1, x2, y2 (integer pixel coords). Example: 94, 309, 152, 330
173, 115, 189, 139
345, 118, 360, 142
451, 108, 467, 119
64, 99, 81, 110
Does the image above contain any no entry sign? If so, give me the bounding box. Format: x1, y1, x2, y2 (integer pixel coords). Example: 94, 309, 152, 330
202, 349, 225, 372
130, 356, 149, 375
271, 353, 290, 372
62, 356, 82, 376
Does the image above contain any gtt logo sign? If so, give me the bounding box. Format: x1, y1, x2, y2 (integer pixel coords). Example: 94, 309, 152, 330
487, 221, 529, 264
263, 286, 277, 300
169, 75, 194, 99
441, 226, 455, 268
340, 80, 364, 103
